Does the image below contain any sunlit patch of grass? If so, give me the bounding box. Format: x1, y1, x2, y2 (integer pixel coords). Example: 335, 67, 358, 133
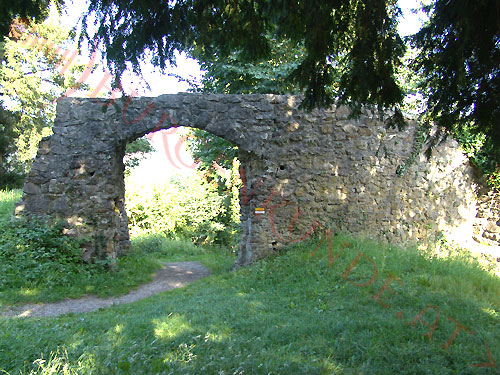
482, 307, 499, 318
19, 288, 40, 297
0, 189, 22, 217
154, 314, 195, 339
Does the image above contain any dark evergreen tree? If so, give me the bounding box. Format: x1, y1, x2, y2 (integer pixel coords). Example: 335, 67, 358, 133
412, 0, 500, 183
82, 0, 405, 111
0, 105, 23, 188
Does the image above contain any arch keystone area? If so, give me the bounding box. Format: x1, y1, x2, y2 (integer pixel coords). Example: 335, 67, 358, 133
15, 93, 477, 267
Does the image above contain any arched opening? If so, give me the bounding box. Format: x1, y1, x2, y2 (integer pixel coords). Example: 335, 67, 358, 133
122, 127, 241, 267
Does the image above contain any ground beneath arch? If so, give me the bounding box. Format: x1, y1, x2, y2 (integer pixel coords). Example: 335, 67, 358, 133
1, 261, 210, 318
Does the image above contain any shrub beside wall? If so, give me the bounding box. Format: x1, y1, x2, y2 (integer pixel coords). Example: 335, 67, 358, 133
0, 190, 100, 290
125, 174, 239, 247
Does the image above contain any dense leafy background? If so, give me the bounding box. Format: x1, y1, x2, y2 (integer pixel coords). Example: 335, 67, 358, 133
125, 171, 240, 248
0, 12, 88, 187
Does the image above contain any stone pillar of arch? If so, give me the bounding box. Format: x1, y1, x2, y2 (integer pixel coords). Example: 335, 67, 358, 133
15, 93, 477, 267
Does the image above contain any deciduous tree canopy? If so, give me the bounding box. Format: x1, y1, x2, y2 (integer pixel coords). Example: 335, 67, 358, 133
0, 14, 88, 177
0, 0, 61, 187
0, 0, 60, 38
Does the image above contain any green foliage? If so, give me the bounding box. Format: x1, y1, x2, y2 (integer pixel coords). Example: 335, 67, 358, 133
1, 191, 90, 294
83, 0, 405, 111
185, 128, 237, 180
454, 126, 500, 187
0, 0, 60, 38
193, 36, 305, 95
0, 11, 89, 173
126, 173, 239, 247
0, 170, 25, 190
166, 131, 241, 249
0, 216, 94, 290
0, 105, 25, 188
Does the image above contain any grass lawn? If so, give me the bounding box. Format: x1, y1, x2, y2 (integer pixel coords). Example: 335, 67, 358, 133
1, 190, 499, 374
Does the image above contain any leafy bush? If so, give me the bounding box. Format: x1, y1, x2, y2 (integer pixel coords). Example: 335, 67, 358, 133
0, 216, 101, 289
126, 173, 239, 247
0, 189, 112, 294
453, 125, 500, 187
0, 170, 25, 190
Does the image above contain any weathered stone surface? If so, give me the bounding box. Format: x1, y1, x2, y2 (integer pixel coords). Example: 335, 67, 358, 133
471, 187, 500, 246
24, 182, 41, 195
485, 221, 500, 234
17, 94, 479, 266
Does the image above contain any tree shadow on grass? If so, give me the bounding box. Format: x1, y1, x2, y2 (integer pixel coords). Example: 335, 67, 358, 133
0, 234, 499, 374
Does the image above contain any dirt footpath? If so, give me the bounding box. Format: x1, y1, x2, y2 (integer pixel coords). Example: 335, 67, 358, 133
1, 261, 210, 318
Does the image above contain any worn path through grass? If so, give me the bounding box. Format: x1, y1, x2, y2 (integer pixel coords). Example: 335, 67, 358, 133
1, 261, 210, 318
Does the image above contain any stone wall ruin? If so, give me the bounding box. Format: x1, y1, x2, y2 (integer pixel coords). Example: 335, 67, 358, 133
15, 94, 478, 267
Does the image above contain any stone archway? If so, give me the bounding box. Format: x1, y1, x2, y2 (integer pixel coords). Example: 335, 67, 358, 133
16, 93, 477, 267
